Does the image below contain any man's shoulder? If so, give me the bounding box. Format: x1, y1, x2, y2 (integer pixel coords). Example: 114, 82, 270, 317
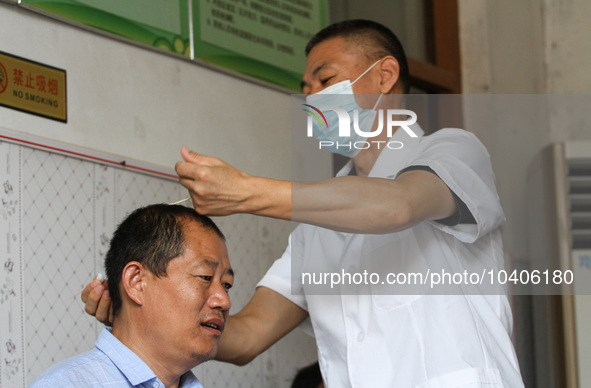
421, 128, 483, 148
415, 128, 491, 166
28, 348, 124, 387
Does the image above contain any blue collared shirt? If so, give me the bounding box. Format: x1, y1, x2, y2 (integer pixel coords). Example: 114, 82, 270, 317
29, 328, 204, 388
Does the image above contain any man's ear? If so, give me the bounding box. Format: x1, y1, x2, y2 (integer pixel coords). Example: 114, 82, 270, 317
121, 261, 146, 307
377, 56, 401, 94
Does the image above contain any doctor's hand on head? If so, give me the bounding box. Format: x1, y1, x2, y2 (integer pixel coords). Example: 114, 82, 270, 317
175, 147, 292, 220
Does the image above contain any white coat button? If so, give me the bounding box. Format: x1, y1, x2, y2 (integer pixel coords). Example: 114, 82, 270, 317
357, 332, 364, 342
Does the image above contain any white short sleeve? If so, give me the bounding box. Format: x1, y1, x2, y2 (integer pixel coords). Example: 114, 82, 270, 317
256, 227, 308, 311
406, 128, 505, 243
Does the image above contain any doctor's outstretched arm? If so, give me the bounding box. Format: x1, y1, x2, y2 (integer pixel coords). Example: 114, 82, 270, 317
215, 287, 309, 365
175, 147, 456, 234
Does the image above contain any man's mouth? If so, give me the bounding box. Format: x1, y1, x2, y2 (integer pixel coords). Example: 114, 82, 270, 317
201, 318, 224, 334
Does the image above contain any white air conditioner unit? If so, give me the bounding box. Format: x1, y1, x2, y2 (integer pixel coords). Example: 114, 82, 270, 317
527, 141, 591, 388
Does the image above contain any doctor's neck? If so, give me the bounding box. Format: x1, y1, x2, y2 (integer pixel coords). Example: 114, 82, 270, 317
352, 149, 379, 177
352, 130, 391, 177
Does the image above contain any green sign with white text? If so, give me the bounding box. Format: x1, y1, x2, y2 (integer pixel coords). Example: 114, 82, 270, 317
194, 0, 327, 90
18, 0, 326, 90
21, 0, 191, 56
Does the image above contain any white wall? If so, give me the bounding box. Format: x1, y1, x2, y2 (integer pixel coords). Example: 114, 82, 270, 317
459, 1, 591, 387
543, 0, 591, 94
459, 0, 591, 261
0, 2, 327, 387
1, 5, 292, 178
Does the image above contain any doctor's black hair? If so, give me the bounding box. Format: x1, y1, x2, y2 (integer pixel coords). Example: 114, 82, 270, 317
105, 204, 225, 318
305, 19, 410, 94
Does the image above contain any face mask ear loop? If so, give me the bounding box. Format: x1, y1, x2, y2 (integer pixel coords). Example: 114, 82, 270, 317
372, 93, 384, 111
351, 59, 382, 85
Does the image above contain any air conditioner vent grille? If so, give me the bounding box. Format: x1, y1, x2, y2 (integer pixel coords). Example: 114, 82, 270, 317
569, 158, 591, 249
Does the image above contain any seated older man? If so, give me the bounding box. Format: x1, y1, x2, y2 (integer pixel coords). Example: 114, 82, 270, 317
30, 204, 234, 388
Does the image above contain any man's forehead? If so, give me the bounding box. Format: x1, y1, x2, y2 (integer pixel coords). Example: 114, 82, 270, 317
311, 35, 365, 57
306, 40, 366, 73
180, 222, 233, 274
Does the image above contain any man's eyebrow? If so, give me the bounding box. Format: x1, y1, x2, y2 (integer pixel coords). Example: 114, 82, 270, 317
199, 259, 234, 278
201, 259, 218, 269
301, 62, 330, 91
313, 62, 329, 77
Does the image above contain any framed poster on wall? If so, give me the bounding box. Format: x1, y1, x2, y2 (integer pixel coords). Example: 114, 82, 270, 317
20, 0, 191, 56
193, 0, 327, 91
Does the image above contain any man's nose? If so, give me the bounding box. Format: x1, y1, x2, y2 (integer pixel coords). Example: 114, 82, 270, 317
208, 282, 231, 311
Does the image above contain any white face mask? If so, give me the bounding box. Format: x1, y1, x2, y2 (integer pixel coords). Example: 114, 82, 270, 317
305, 60, 383, 157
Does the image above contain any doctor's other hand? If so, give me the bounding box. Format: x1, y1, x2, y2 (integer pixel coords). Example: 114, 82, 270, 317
81, 277, 113, 326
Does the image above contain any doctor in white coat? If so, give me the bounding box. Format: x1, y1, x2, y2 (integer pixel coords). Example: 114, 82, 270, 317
84, 19, 524, 388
